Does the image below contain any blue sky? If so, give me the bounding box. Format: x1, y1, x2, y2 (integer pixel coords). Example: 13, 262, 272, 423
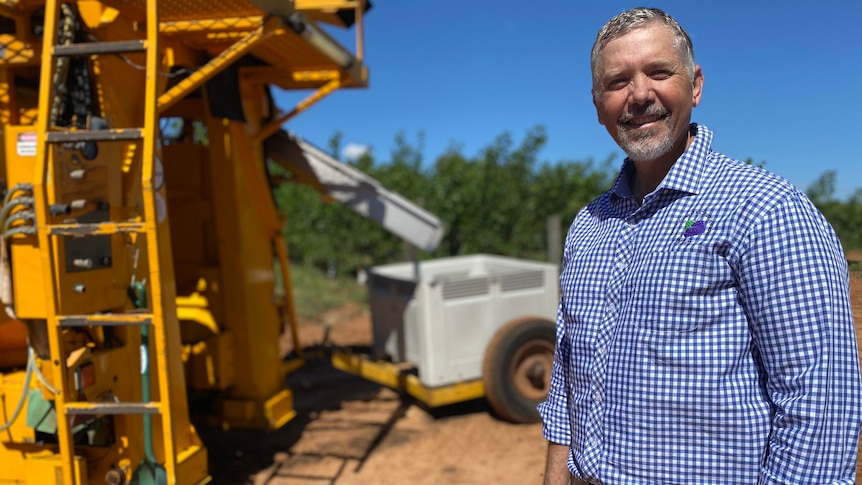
277, 1, 862, 199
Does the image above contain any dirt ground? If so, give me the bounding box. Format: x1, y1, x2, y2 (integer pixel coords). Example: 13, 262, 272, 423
200, 264, 862, 485
198, 302, 548, 485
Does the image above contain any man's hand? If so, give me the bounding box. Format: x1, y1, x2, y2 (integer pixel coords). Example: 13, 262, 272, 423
543, 442, 572, 485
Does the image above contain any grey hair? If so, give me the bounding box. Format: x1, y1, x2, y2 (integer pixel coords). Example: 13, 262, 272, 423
591, 8, 696, 97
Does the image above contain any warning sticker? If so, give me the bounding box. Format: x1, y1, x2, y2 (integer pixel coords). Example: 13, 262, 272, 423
16, 132, 37, 157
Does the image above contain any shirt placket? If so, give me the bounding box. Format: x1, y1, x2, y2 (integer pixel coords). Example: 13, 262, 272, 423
580, 216, 636, 476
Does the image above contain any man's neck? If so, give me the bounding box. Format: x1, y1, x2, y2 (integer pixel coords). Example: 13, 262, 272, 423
630, 131, 696, 204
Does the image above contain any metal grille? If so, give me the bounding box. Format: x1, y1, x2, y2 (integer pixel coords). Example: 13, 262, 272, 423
442, 278, 489, 300
104, 0, 264, 23
501, 271, 544, 292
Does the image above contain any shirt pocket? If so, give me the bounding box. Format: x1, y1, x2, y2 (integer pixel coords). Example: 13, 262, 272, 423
629, 243, 732, 333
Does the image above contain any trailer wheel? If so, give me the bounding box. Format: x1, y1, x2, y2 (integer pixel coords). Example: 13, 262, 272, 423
482, 318, 555, 423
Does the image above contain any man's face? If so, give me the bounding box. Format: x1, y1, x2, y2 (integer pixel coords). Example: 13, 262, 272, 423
593, 23, 703, 164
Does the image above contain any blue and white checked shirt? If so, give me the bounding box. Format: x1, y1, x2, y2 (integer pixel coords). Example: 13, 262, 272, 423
539, 124, 862, 484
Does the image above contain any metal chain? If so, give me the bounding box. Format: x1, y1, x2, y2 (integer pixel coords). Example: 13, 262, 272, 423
48, 3, 75, 125
50, 4, 98, 128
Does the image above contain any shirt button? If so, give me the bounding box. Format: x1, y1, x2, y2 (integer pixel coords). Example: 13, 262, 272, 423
615, 261, 625, 270
592, 392, 602, 403
597, 347, 607, 356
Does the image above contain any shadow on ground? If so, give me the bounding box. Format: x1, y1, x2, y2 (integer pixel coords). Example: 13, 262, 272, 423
194, 349, 492, 485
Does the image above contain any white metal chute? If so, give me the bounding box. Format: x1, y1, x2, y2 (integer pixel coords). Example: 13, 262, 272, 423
266, 130, 445, 252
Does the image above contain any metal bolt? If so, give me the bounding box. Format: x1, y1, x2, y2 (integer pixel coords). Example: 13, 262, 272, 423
73, 283, 86, 293
50, 204, 71, 216
105, 468, 125, 485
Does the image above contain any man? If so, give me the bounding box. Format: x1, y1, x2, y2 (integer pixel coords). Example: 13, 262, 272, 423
539, 7, 862, 485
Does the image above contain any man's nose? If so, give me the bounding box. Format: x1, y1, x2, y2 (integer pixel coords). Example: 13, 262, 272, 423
629, 75, 653, 104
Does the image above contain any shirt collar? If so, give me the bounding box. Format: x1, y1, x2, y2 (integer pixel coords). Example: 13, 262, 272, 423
610, 123, 714, 201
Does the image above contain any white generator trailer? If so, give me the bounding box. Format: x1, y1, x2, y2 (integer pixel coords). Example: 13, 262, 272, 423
334, 254, 558, 423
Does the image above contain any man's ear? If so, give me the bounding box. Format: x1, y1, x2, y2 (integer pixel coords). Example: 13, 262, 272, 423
691, 65, 704, 107
592, 92, 604, 125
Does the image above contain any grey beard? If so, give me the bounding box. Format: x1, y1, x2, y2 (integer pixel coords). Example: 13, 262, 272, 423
617, 118, 674, 162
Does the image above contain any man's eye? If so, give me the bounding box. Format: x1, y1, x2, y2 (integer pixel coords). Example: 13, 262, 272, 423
607, 79, 627, 89
651, 70, 672, 79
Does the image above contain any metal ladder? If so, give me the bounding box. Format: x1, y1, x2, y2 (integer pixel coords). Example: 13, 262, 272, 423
32, 1, 177, 483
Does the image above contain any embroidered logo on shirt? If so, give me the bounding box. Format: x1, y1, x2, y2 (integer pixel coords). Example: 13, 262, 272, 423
676, 212, 712, 243
684, 219, 706, 237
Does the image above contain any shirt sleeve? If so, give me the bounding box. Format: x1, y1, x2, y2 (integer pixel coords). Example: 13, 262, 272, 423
538, 299, 571, 445
538, 218, 576, 446
734, 192, 862, 484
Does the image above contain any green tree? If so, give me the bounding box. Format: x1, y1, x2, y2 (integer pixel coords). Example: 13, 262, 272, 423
274, 126, 620, 274
806, 170, 862, 254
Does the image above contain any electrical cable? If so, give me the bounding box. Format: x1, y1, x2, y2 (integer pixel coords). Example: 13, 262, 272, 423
29, 346, 58, 395
0, 344, 61, 432
84, 33, 194, 78
0, 347, 34, 431
3, 211, 35, 233
2, 226, 37, 238
4, 184, 33, 203
0, 197, 34, 227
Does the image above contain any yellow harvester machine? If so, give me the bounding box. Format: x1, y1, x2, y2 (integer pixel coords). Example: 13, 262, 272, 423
0, 1, 374, 483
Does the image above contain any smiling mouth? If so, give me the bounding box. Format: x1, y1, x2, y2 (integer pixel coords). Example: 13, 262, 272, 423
620, 111, 669, 128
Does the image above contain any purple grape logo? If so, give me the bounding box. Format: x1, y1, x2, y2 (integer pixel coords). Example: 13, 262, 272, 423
683, 219, 706, 237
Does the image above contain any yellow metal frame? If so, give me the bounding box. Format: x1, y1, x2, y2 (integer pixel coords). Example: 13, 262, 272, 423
1, 0, 371, 482
157, 17, 276, 114
199, 113, 289, 429
32, 3, 76, 484
159, 17, 264, 34
253, 77, 342, 143
274, 234, 303, 360
28, 1, 202, 483
331, 350, 486, 408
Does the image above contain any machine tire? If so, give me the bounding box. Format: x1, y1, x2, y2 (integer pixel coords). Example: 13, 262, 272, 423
482, 317, 555, 424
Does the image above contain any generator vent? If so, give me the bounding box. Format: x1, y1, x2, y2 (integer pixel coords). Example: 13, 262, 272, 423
442, 278, 489, 300
501, 271, 544, 292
